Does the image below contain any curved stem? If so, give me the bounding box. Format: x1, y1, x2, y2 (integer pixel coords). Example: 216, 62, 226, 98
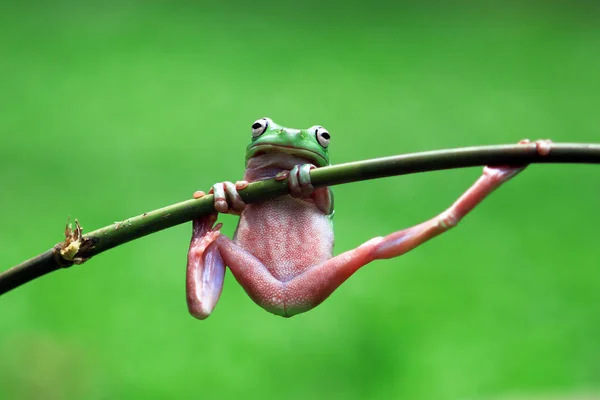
2, 142, 600, 295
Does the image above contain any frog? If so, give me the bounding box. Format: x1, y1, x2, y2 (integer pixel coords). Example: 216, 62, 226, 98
186, 117, 551, 319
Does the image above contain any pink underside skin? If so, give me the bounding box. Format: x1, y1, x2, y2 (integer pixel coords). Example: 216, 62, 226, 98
239, 155, 335, 280
225, 153, 337, 316
234, 197, 334, 282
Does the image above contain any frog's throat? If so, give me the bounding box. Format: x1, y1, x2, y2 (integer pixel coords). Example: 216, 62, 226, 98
246, 144, 328, 167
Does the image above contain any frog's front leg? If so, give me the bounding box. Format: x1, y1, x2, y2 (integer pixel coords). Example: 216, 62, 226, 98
193, 180, 249, 214
187, 180, 249, 319
277, 164, 333, 215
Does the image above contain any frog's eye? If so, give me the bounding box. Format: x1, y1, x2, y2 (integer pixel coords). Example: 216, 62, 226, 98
251, 118, 269, 138
312, 126, 330, 148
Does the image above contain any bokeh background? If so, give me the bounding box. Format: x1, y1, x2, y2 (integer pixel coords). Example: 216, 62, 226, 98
1, 1, 599, 399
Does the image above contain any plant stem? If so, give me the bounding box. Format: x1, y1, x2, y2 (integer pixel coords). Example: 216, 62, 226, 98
2, 142, 600, 295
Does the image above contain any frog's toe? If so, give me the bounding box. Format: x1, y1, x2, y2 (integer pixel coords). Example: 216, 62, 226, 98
517, 138, 552, 156
275, 171, 289, 181
288, 164, 316, 198
212, 181, 246, 213
235, 180, 249, 190
192, 190, 206, 199
191, 212, 219, 237
482, 138, 553, 181
533, 139, 552, 156
298, 164, 314, 186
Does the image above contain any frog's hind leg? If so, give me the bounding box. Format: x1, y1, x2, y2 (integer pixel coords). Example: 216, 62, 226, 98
214, 237, 289, 317
284, 165, 524, 315
369, 164, 525, 260
187, 213, 287, 318
371, 139, 551, 260
284, 139, 552, 316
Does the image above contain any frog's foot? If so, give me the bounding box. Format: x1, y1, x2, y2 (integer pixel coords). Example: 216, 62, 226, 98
187, 212, 226, 320
368, 139, 553, 260
193, 180, 248, 215
483, 139, 552, 180
191, 216, 223, 256
191, 212, 219, 238
286, 163, 316, 198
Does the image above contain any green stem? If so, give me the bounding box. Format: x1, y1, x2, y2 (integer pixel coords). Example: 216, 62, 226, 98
2, 142, 599, 295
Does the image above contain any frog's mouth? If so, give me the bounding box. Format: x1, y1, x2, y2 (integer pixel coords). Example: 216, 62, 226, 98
247, 144, 328, 167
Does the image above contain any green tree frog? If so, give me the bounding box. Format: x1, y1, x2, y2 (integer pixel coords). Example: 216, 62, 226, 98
186, 117, 550, 319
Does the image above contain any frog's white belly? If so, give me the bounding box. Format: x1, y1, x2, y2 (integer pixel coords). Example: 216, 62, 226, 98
234, 196, 334, 282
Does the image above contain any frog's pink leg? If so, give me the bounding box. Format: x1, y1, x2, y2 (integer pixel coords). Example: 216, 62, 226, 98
283, 165, 522, 311
211, 237, 288, 316
205, 160, 542, 318
273, 167, 515, 314
281, 140, 553, 315
210, 155, 530, 317
186, 213, 226, 319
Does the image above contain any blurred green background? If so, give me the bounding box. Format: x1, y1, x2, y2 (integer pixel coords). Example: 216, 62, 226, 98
1, 2, 599, 399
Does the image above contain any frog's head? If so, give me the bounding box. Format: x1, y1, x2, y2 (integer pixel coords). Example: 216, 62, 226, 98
245, 117, 330, 167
